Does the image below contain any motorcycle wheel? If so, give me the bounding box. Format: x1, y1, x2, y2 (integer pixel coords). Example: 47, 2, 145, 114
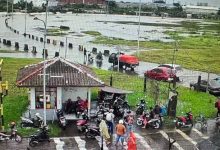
20, 123, 25, 128
194, 122, 202, 130
29, 139, 38, 147
136, 119, 143, 126
153, 121, 160, 129
15, 135, 22, 143
85, 132, 95, 139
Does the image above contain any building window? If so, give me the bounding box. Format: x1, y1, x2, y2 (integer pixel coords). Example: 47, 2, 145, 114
35, 87, 57, 109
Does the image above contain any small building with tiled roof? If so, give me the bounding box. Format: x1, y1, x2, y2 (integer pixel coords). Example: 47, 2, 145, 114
16, 57, 105, 120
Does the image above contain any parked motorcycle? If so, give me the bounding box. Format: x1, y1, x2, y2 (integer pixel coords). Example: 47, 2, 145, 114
85, 125, 100, 139
136, 112, 161, 129
76, 113, 89, 132
0, 122, 22, 143
136, 99, 147, 115
56, 109, 67, 130
29, 125, 50, 147
76, 99, 88, 118
175, 112, 193, 128
20, 113, 43, 128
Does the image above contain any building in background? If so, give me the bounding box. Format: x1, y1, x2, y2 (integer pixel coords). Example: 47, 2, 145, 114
58, 0, 106, 5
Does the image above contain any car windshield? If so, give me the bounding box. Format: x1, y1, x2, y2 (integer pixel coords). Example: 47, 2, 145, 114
158, 64, 182, 71
210, 80, 220, 88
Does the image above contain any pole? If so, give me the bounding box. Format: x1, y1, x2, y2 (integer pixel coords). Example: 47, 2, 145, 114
65, 37, 67, 58
117, 48, 120, 72
206, 72, 210, 93
43, 0, 48, 126
24, 0, 27, 35
137, 0, 141, 56
11, 0, 13, 19
7, 0, 9, 14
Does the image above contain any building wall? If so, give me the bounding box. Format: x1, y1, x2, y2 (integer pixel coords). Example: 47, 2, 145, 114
59, 0, 105, 5
62, 87, 88, 103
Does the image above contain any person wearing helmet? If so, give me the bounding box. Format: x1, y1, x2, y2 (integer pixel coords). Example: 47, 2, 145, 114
115, 119, 126, 146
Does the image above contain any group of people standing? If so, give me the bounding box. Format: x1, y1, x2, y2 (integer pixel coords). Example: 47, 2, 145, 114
99, 109, 136, 149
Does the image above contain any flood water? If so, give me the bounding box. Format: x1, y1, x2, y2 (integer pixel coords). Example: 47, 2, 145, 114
0, 13, 218, 87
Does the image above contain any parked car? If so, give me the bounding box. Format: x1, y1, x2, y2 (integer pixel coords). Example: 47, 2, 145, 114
108, 53, 139, 71
190, 79, 220, 96
144, 67, 179, 82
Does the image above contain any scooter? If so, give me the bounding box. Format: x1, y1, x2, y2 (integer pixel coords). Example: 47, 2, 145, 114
56, 109, 67, 130
136, 99, 147, 115
76, 113, 89, 132
175, 112, 193, 128
136, 112, 162, 129
85, 125, 100, 139
29, 125, 50, 147
0, 122, 22, 143
20, 113, 43, 128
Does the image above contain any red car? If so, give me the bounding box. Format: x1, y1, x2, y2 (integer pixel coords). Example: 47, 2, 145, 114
144, 67, 178, 81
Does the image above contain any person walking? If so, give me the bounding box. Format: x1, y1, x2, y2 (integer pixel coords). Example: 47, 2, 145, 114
99, 118, 111, 145
106, 109, 115, 135
84, 48, 87, 63
127, 131, 137, 150
215, 97, 220, 117
115, 119, 126, 146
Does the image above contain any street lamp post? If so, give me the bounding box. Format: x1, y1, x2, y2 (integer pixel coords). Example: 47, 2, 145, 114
33, 0, 48, 126
137, 0, 141, 56
24, 0, 27, 35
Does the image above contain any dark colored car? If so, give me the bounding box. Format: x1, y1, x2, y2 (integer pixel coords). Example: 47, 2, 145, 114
190, 79, 220, 96
144, 67, 178, 82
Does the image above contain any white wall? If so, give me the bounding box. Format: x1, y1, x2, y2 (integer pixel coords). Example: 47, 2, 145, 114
57, 87, 62, 109
62, 87, 88, 103
30, 88, 35, 109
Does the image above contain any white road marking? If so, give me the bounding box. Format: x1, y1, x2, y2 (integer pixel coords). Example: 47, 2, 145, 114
54, 138, 65, 150
192, 128, 209, 139
159, 130, 184, 150
74, 136, 86, 150
134, 133, 152, 150
95, 136, 109, 150
176, 129, 199, 150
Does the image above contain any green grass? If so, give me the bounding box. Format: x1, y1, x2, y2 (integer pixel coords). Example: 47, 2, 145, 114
0, 50, 24, 53
81, 31, 102, 36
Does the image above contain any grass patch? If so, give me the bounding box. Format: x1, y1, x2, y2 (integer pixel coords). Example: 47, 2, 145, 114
47, 28, 68, 36
81, 31, 102, 36
0, 50, 25, 53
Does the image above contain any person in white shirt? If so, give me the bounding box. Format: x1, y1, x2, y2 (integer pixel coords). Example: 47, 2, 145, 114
106, 109, 115, 135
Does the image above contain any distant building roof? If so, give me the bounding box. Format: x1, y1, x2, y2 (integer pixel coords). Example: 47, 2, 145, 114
16, 57, 104, 87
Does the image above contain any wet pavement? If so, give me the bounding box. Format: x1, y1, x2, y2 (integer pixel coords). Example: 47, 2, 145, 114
1, 118, 220, 150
